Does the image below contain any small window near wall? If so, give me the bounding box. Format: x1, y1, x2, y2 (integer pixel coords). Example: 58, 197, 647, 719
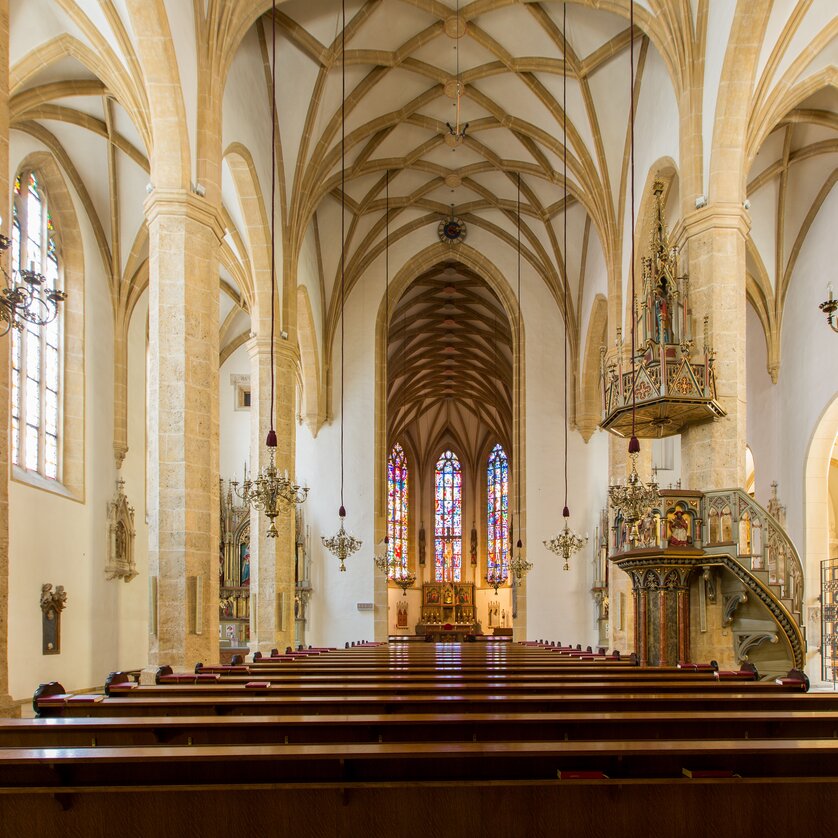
387, 443, 408, 579
10, 172, 62, 480
434, 450, 462, 582
487, 443, 509, 579
745, 446, 755, 497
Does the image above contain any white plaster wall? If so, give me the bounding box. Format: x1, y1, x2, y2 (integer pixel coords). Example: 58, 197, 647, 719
296, 263, 377, 647
7, 134, 147, 699
219, 343, 252, 480
523, 265, 609, 646
746, 185, 838, 632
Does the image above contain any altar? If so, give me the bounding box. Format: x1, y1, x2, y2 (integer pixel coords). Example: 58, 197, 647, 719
416, 582, 479, 638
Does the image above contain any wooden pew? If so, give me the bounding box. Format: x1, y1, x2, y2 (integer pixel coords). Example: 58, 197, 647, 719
5, 707, 838, 748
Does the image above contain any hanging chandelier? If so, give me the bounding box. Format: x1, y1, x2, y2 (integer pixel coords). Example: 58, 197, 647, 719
236, 0, 308, 537
509, 551, 533, 581
444, 0, 468, 146
393, 568, 417, 594
323, 0, 362, 571
544, 523, 588, 572
486, 567, 507, 594
543, 4, 587, 572
608, 452, 661, 549
0, 231, 66, 337
373, 536, 390, 574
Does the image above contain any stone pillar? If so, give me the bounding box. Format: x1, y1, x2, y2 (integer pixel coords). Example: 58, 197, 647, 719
612, 549, 700, 666
146, 192, 222, 668
247, 335, 297, 654
679, 209, 750, 490
0, 0, 15, 717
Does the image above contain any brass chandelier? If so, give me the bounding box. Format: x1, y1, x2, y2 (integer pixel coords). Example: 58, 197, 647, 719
322, 0, 362, 571
543, 3, 587, 572
236, 0, 308, 537
607, 453, 661, 549
0, 226, 66, 337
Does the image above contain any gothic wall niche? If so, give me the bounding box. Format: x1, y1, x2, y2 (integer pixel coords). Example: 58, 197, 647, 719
106, 480, 137, 582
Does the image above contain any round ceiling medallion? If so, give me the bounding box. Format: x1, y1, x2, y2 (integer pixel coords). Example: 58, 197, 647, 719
444, 16, 467, 38
444, 173, 462, 189
438, 216, 467, 245
443, 78, 461, 99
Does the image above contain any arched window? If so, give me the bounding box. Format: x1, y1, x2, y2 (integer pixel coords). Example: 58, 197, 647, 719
434, 450, 462, 582
387, 443, 409, 579
487, 444, 509, 578
11, 172, 62, 480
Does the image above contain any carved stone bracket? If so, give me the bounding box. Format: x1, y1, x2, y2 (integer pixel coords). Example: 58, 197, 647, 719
106, 480, 137, 582
723, 591, 747, 626
735, 631, 778, 663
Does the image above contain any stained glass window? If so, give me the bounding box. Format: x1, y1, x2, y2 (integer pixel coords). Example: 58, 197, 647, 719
434, 450, 462, 582
387, 443, 408, 579
487, 444, 509, 578
11, 172, 61, 480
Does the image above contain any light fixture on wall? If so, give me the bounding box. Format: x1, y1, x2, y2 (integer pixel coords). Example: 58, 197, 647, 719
606, 0, 660, 542
234, 0, 308, 537
508, 172, 532, 584
819, 283, 838, 333
0, 222, 66, 338
323, 0, 363, 572
543, 2, 587, 571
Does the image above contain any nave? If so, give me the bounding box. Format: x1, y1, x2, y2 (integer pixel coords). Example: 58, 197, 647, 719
1, 640, 835, 837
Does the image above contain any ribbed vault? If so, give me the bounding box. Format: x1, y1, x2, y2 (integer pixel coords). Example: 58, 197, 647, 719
388, 261, 512, 473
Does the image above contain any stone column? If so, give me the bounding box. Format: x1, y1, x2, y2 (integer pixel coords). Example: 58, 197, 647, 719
247, 335, 297, 654
0, 0, 15, 717
679, 208, 750, 490
146, 192, 222, 668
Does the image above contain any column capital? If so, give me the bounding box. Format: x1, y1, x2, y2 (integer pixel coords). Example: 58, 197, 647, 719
246, 333, 301, 368
677, 202, 751, 244
144, 189, 226, 242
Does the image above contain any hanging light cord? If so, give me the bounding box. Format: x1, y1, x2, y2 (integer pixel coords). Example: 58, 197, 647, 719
384, 170, 390, 553
516, 172, 523, 552
266, 0, 278, 449
628, 0, 639, 456
339, 0, 346, 515
561, 1, 569, 520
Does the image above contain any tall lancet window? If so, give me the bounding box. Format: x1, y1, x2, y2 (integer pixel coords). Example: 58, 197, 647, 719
11, 173, 62, 480
434, 450, 462, 582
387, 443, 409, 579
487, 443, 509, 578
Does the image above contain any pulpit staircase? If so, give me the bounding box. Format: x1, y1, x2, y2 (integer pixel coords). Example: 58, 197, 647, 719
701, 489, 805, 676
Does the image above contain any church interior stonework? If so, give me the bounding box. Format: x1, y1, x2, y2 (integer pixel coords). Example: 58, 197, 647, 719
1, 0, 838, 834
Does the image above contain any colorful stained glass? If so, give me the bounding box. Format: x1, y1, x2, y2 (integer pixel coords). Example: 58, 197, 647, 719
487, 443, 509, 578
387, 443, 409, 579
434, 450, 462, 582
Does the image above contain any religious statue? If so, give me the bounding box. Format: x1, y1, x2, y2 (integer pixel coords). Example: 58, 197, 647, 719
442, 529, 455, 581
470, 523, 477, 565
668, 509, 691, 546
106, 480, 137, 582
418, 523, 426, 565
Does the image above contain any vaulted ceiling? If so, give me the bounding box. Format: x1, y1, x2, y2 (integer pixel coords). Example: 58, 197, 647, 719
387, 262, 512, 473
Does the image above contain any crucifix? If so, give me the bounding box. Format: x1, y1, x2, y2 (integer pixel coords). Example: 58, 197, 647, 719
442, 527, 455, 582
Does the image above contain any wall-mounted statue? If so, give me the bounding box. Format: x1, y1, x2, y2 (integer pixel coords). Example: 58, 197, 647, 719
40, 584, 67, 655
470, 523, 477, 565
418, 523, 426, 565
106, 479, 137, 582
